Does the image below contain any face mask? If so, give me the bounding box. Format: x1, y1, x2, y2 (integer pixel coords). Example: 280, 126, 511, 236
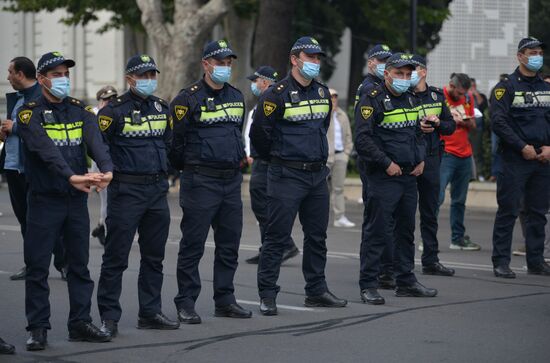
409, 71, 420, 87
524, 55, 543, 72
47, 76, 70, 99
390, 76, 411, 94
210, 65, 231, 84
375, 63, 386, 79
299, 60, 321, 80
250, 82, 261, 97
134, 78, 157, 97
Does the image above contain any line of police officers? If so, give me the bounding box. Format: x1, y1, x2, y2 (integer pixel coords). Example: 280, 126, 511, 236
4, 35, 549, 354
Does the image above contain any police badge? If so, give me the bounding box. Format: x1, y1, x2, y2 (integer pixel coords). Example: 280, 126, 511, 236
431, 92, 437, 101
318, 87, 325, 98
154, 101, 162, 112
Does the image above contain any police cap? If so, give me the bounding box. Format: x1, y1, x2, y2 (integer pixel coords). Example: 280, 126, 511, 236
291, 36, 326, 56
367, 44, 392, 60
125, 54, 160, 75
411, 54, 427, 68
518, 37, 545, 51
37, 51, 75, 74
202, 40, 237, 60
96, 85, 118, 101
247, 66, 279, 82
385, 53, 416, 70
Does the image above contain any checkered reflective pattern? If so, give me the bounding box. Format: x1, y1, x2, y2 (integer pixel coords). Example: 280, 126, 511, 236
126, 62, 157, 74
51, 138, 82, 147
379, 119, 417, 129
37, 57, 64, 73
286, 111, 329, 122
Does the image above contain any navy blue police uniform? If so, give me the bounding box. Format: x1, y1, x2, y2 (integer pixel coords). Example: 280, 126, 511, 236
490, 37, 550, 275
251, 37, 346, 306
96, 55, 174, 325
355, 54, 427, 292
412, 55, 457, 268
246, 66, 298, 262
170, 41, 248, 314
354, 45, 395, 286
17, 53, 113, 333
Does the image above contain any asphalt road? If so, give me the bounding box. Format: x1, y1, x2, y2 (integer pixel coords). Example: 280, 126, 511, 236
0, 185, 549, 363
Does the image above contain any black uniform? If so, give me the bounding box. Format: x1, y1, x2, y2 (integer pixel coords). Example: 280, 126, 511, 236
251, 73, 333, 299
97, 90, 172, 322
490, 67, 550, 269
416, 86, 456, 266
355, 84, 425, 289
170, 78, 246, 309
17, 95, 113, 331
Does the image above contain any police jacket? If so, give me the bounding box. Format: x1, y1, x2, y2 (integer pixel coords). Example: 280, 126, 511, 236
17, 95, 113, 194
355, 83, 425, 170
415, 85, 456, 155
98, 90, 171, 175
490, 67, 550, 152
250, 74, 331, 163
169, 78, 245, 170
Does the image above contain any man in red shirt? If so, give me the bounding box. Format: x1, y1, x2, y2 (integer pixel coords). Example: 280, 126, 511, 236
439, 73, 481, 250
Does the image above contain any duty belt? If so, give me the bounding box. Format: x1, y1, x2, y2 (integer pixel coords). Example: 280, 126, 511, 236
186, 165, 239, 179
270, 156, 325, 172
113, 172, 167, 184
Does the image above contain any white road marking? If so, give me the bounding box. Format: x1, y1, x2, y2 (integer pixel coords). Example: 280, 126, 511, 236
236, 299, 321, 312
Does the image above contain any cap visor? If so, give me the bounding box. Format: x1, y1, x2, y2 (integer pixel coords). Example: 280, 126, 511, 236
247, 75, 258, 81
302, 48, 326, 57
62, 59, 76, 68
134, 67, 160, 75
212, 51, 237, 60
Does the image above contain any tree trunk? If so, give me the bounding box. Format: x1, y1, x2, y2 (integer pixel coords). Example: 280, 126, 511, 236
223, 7, 255, 111
252, 0, 296, 77
346, 28, 369, 110
136, 0, 229, 100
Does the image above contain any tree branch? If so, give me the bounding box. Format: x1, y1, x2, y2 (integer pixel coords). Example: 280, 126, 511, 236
136, 0, 170, 48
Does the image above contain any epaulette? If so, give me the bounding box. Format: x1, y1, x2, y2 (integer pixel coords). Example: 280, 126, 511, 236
110, 94, 131, 107
273, 80, 289, 94
366, 84, 383, 98
313, 78, 328, 88
68, 97, 85, 108
84, 105, 95, 113
23, 100, 39, 109
151, 95, 168, 107
428, 85, 443, 95
185, 81, 202, 95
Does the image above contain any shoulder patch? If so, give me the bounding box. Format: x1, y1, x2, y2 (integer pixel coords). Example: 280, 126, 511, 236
360, 106, 374, 120
494, 88, 505, 101
263, 101, 277, 116
273, 80, 289, 95
18, 109, 33, 125
98, 115, 113, 132
174, 105, 188, 120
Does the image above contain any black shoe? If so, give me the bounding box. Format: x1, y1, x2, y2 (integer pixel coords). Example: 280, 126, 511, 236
0, 337, 15, 355
259, 298, 278, 316
422, 262, 455, 276
493, 265, 516, 278
245, 253, 260, 264
68, 321, 112, 342
215, 303, 252, 318
177, 308, 202, 324
100, 320, 118, 338
395, 282, 438, 297
527, 262, 550, 276
378, 273, 396, 290
92, 224, 106, 246
304, 291, 347, 307
26, 328, 47, 351
10, 266, 26, 281
360, 288, 385, 305
137, 313, 180, 330
282, 246, 300, 262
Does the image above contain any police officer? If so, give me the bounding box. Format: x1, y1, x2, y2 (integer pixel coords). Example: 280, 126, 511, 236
97, 55, 179, 337
17, 51, 113, 350
355, 44, 395, 289
251, 36, 348, 316
244, 66, 300, 264
355, 53, 437, 305
490, 37, 550, 278
411, 55, 456, 276
170, 40, 252, 323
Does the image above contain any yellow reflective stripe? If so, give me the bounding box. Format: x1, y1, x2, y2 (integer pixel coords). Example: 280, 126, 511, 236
283, 99, 329, 108
42, 122, 83, 142
199, 106, 244, 122
122, 118, 167, 133
380, 108, 418, 124
417, 103, 442, 117
283, 104, 330, 118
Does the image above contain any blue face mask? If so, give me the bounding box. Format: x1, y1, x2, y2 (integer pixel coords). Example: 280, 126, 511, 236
210, 65, 232, 84
524, 55, 543, 72
390, 76, 411, 94
250, 82, 261, 97
134, 78, 157, 97
299, 60, 321, 80
375, 63, 386, 79
409, 71, 420, 88
47, 76, 70, 99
